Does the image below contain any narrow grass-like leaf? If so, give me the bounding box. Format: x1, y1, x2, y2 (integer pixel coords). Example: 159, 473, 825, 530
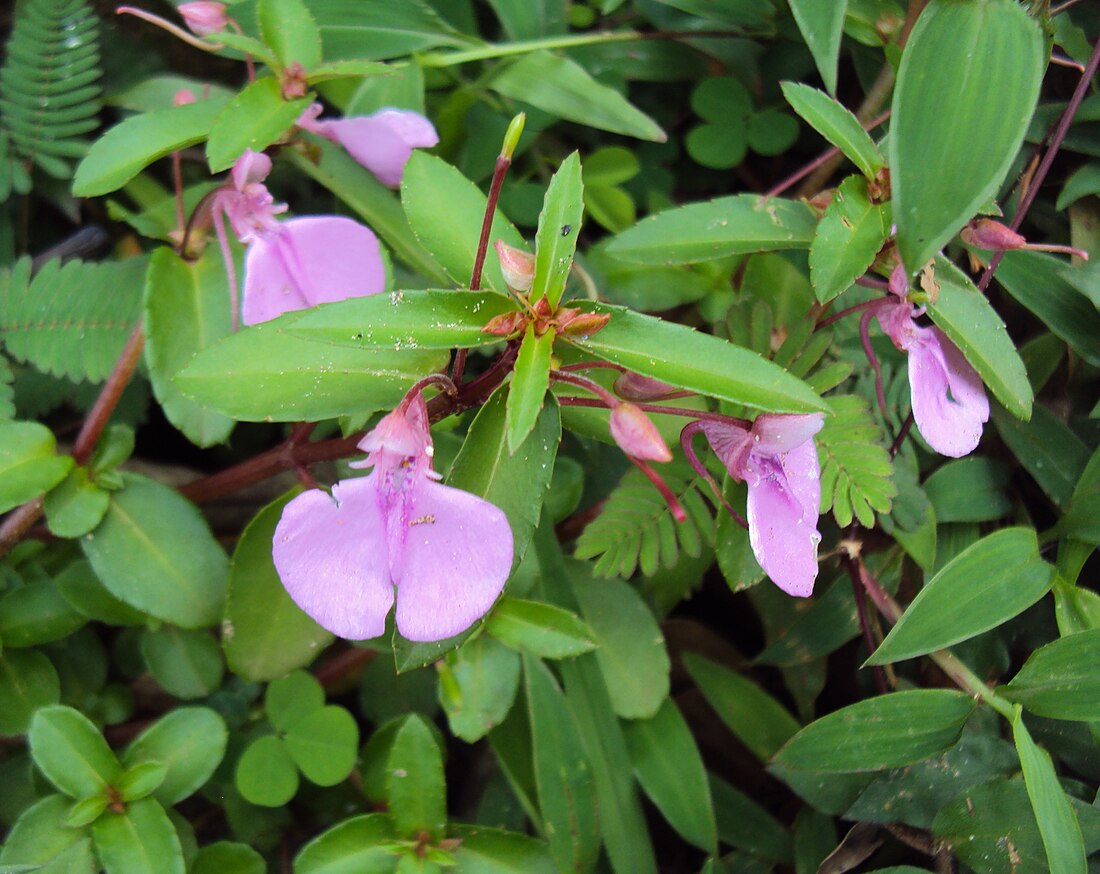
785, 4, 846, 95
506, 326, 553, 453
532, 151, 584, 308
781, 82, 881, 176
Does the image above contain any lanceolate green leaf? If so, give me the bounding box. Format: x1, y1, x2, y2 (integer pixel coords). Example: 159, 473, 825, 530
781, 82, 881, 177
809, 175, 890, 303
868, 528, 1052, 664
565, 304, 827, 414
258, 0, 322, 71
205, 78, 312, 173
1003, 628, 1100, 721
890, 0, 1044, 270
532, 151, 584, 308
485, 598, 597, 659
606, 194, 817, 265
506, 327, 554, 453
311, 0, 471, 61
785, 3, 847, 96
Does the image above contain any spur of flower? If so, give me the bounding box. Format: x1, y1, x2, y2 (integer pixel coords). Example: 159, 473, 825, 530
272, 391, 514, 642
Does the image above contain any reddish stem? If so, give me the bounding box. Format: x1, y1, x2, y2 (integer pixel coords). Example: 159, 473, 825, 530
73, 323, 146, 465
765, 110, 891, 198
859, 308, 889, 425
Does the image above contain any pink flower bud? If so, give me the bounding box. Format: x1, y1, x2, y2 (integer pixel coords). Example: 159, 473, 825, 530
172, 88, 196, 107
609, 403, 672, 463
960, 218, 1026, 251
178, 1, 228, 36
494, 240, 535, 292
614, 371, 677, 401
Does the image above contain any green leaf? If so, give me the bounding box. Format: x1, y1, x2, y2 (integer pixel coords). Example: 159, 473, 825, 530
284, 706, 359, 786
809, 176, 890, 303
123, 708, 228, 806
115, 761, 168, 803
1054, 445, 1100, 545
224, 492, 333, 682
0, 794, 95, 873
683, 652, 800, 761
287, 289, 518, 350
305, 59, 394, 84
400, 152, 526, 293
313, 0, 469, 61
772, 690, 975, 772
573, 574, 669, 719
258, 0, 322, 70
437, 635, 521, 742
43, 466, 110, 538
1003, 628, 1100, 721
0, 420, 72, 513
205, 78, 312, 173
192, 841, 266, 874
448, 388, 560, 567
890, 0, 1044, 270
387, 715, 446, 841
816, 395, 896, 527
992, 403, 1090, 510
449, 824, 555, 874
926, 258, 1032, 420
54, 558, 147, 626
1012, 709, 1087, 874
506, 326, 553, 453
72, 98, 227, 196
177, 313, 448, 422
266, 669, 324, 732
80, 474, 228, 629
235, 735, 299, 807
139, 626, 224, 699
67, 793, 108, 828
781, 82, 882, 177
485, 0, 565, 39
532, 151, 584, 308
606, 194, 816, 265
566, 303, 827, 413
28, 705, 120, 799
293, 813, 398, 874
491, 51, 665, 142
143, 247, 234, 447
623, 698, 717, 853
0, 574, 86, 648
923, 457, 1011, 522
785, 3, 846, 95
710, 774, 792, 862
0, 648, 61, 735
484, 597, 597, 658
868, 528, 1052, 664
91, 798, 184, 874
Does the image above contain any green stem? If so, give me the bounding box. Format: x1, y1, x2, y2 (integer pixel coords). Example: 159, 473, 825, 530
418, 30, 643, 67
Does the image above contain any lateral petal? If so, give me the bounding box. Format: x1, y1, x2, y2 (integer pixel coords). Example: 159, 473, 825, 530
746, 458, 820, 598
319, 110, 439, 187
908, 330, 987, 458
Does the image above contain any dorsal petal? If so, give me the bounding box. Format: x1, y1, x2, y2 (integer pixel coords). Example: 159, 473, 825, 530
392, 481, 513, 643
750, 412, 825, 456
272, 477, 394, 640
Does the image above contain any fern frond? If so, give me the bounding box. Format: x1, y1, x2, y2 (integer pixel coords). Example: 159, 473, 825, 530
816, 394, 897, 527
0, 0, 102, 181
0, 255, 146, 382
574, 463, 715, 579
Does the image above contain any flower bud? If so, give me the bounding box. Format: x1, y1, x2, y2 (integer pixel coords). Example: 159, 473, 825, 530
178, 1, 228, 36
482, 311, 525, 337
960, 218, 1026, 251
494, 240, 535, 292
172, 88, 196, 107
614, 371, 677, 401
556, 310, 610, 338
609, 403, 672, 463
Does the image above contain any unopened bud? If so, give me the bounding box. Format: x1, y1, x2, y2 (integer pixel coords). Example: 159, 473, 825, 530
961, 218, 1026, 251
614, 371, 677, 401
281, 62, 309, 100
173, 88, 196, 107
494, 241, 534, 292
557, 310, 610, 338
178, 1, 227, 36
610, 403, 672, 463
482, 311, 525, 337
501, 113, 525, 160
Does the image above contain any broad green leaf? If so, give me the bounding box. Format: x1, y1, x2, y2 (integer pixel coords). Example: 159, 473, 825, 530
868, 528, 1052, 664
177, 313, 447, 421
259, 0, 322, 70
143, 247, 234, 447
43, 466, 109, 538
285, 706, 359, 786
224, 493, 333, 682
0, 574, 86, 648
205, 78, 312, 173
786, 4, 847, 95
72, 98, 228, 196
623, 698, 717, 853
1003, 628, 1100, 721
1054, 445, 1100, 545
312, 0, 469, 60
0, 795, 95, 873
1012, 709, 1087, 874
923, 457, 1011, 523
54, 558, 146, 626
506, 327, 553, 453
781, 82, 882, 177
437, 635, 521, 742
926, 258, 1032, 420
235, 736, 298, 807
81, 474, 228, 629
386, 715, 446, 841
491, 51, 665, 142
566, 304, 826, 413
484, 597, 597, 658
809, 176, 890, 303
710, 775, 792, 862
992, 404, 1090, 510
288, 289, 518, 350
266, 670, 325, 732
890, 0, 1044, 270
91, 798, 184, 874
448, 389, 560, 567
573, 574, 669, 719
293, 813, 398, 874
772, 690, 974, 772
532, 151, 584, 308
449, 823, 556, 874
28, 705, 120, 799
401, 152, 526, 293
606, 194, 816, 265
192, 841, 266, 874
0, 649, 60, 735
684, 652, 799, 761
123, 708, 227, 806
0, 420, 72, 513
139, 626, 224, 699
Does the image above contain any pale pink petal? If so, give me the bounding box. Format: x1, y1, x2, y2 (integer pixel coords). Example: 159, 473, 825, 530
231, 149, 271, 191
315, 110, 439, 187
751, 413, 825, 456
391, 481, 513, 642
242, 216, 385, 325
744, 456, 820, 598
908, 330, 988, 458
273, 478, 394, 640
876, 300, 921, 352
700, 421, 753, 479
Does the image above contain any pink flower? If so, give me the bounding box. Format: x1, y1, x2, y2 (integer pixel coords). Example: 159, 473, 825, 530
700, 413, 824, 597
878, 266, 989, 458
298, 104, 439, 188
178, 2, 227, 36
272, 395, 514, 642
